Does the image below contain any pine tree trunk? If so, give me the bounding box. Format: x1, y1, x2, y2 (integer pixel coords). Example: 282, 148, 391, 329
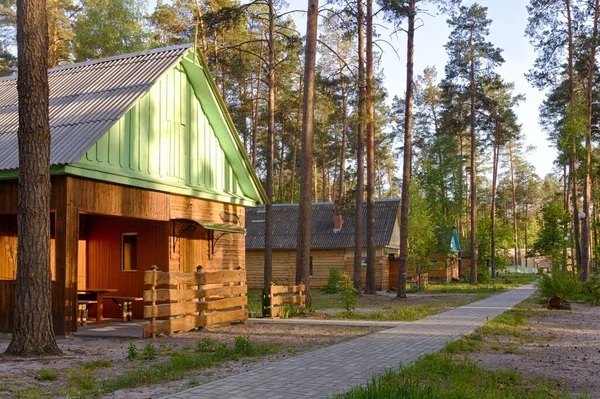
251, 31, 264, 168
5, 0, 62, 357
509, 142, 519, 266
278, 121, 286, 202
353, 0, 365, 293
490, 140, 499, 278
264, 1, 275, 296
397, 0, 414, 299
365, 0, 376, 294
581, 0, 599, 281
290, 82, 301, 203
296, 0, 318, 307
469, 28, 477, 285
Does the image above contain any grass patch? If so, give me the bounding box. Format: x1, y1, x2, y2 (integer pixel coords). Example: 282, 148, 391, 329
83, 359, 113, 369
101, 337, 278, 393
37, 369, 57, 382
336, 352, 571, 398
426, 274, 538, 294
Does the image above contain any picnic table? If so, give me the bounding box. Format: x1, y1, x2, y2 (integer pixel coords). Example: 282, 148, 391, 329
104, 296, 143, 322
77, 288, 117, 324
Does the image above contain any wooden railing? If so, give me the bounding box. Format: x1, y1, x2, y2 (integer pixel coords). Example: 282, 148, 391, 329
268, 282, 306, 318
143, 266, 248, 338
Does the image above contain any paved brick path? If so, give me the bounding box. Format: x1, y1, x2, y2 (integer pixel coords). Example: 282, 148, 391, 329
164, 284, 536, 399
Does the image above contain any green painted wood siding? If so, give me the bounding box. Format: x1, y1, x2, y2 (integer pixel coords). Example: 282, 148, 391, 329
70, 62, 252, 205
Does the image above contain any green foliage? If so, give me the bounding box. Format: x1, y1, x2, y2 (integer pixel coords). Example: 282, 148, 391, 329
338, 274, 358, 312
407, 181, 438, 275
126, 343, 138, 360
143, 343, 157, 360
323, 268, 342, 294
531, 199, 568, 267
280, 304, 305, 319
581, 276, 600, 305
537, 271, 580, 300
233, 336, 253, 355
73, 0, 148, 61
38, 369, 58, 381
196, 338, 217, 353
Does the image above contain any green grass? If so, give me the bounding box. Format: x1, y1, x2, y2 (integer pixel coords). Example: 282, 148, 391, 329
335, 352, 572, 398
425, 274, 538, 294
37, 369, 57, 382
82, 359, 113, 369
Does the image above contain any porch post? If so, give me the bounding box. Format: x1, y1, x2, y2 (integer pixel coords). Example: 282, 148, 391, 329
55, 178, 79, 335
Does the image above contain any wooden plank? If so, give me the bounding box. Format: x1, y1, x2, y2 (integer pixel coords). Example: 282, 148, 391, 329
144, 301, 207, 318
143, 314, 204, 338
278, 296, 305, 305
271, 284, 304, 295
144, 295, 246, 318
203, 308, 247, 325
143, 285, 247, 302
144, 270, 245, 286
205, 296, 247, 311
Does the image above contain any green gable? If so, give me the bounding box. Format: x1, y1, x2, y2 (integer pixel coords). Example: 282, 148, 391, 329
64, 50, 265, 207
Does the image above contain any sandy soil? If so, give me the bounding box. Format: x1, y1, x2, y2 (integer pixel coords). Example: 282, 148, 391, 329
0, 323, 379, 398
469, 301, 600, 397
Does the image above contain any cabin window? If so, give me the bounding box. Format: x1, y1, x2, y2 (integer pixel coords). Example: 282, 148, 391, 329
309, 256, 313, 278
121, 233, 138, 271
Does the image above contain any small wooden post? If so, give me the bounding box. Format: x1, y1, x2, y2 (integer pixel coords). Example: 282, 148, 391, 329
269, 282, 275, 318
150, 265, 158, 339
299, 283, 306, 309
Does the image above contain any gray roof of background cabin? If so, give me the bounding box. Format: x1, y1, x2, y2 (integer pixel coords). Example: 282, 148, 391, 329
0, 44, 192, 170
245, 199, 400, 250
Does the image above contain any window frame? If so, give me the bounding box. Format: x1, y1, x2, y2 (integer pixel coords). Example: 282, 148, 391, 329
121, 232, 138, 272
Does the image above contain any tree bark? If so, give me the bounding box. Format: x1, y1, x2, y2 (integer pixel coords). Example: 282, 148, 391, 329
509, 142, 519, 266
296, 0, 318, 307
290, 81, 302, 203
263, 1, 275, 296
581, 0, 599, 282
353, 0, 365, 293
365, 0, 376, 294
397, 0, 415, 299
469, 28, 477, 285
251, 30, 264, 168
5, 0, 62, 356
490, 139, 499, 278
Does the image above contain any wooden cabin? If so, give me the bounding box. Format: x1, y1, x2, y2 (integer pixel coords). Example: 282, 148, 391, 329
422, 228, 461, 282
245, 200, 401, 291
0, 45, 266, 335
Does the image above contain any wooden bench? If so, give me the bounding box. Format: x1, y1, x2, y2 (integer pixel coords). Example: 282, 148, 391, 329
104, 296, 143, 322
77, 300, 97, 326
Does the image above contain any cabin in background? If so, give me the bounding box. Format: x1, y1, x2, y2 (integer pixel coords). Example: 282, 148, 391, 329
0, 45, 266, 335
245, 199, 401, 291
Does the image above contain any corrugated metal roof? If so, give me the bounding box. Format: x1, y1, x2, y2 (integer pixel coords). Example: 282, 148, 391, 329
246, 199, 401, 250
0, 44, 192, 170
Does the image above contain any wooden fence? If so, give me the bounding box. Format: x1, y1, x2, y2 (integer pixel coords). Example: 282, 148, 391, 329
268, 282, 306, 318
143, 266, 247, 338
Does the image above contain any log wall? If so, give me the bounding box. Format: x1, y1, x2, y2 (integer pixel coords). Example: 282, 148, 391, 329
247, 249, 390, 291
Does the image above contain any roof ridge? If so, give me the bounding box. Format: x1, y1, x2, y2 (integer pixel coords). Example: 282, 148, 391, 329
0, 44, 194, 82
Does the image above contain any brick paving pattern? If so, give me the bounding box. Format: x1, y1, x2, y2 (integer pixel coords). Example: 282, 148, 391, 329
164, 284, 536, 399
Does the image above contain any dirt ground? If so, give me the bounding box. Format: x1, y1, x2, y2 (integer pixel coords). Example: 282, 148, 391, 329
468, 300, 600, 398
0, 323, 379, 398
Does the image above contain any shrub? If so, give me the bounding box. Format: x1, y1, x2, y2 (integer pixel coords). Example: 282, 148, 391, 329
537, 270, 580, 300
339, 274, 358, 312
233, 336, 253, 355
126, 343, 138, 360
581, 275, 600, 304
196, 338, 217, 353
143, 343, 157, 360
323, 268, 342, 294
